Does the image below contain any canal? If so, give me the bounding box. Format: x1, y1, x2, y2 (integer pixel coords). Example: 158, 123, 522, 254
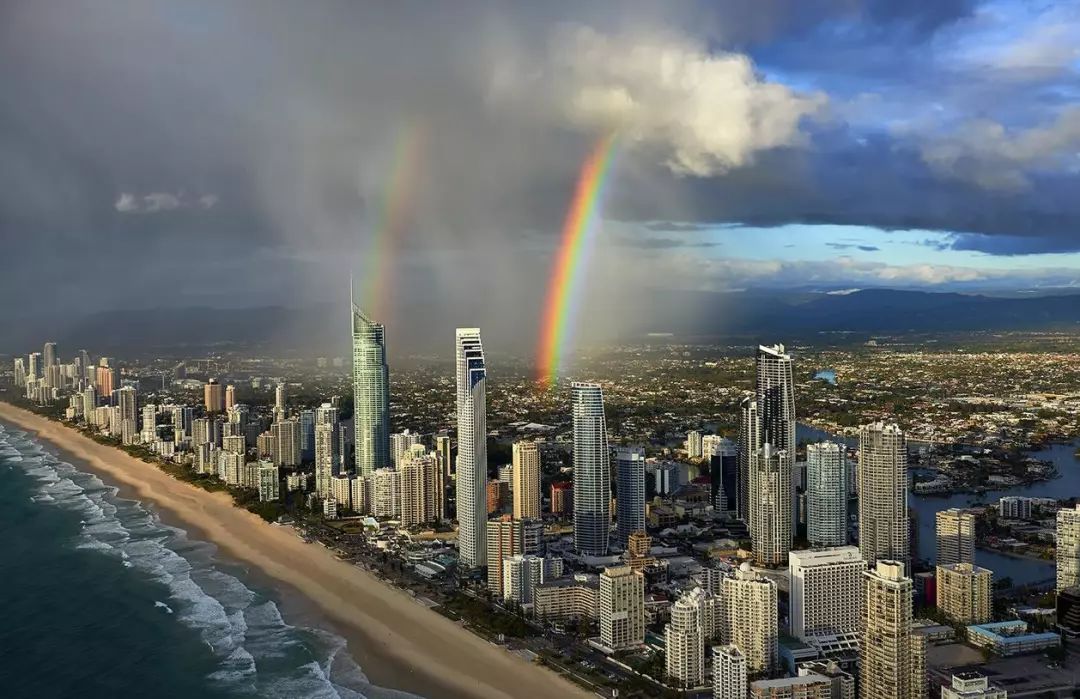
797, 424, 1080, 585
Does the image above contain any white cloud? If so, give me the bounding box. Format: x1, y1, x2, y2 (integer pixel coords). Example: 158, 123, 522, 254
114, 191, 218, 214
920, 107, 1080, 190
489, 24, 826, 176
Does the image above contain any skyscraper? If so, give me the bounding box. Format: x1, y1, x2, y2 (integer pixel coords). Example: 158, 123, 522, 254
665, 587, 709, 687
750, 444, 792, 568
116, 385, 138, 424
615, 446, 646, 547
486, 515, 524, 598
13, 358, 26, 388
685, 429, 703, 460
737, 397, 760, 525
271, 419, 301, 468
435, 434, 452, 478
391, 429, 421, 468
789, 547, 865, 641
807, 441, 848, 547
455, 328, 487, 568
1057, 504, 1080, 592
204, 379, 224, 413
858, 422, 909, 569
314, 404, 339, 500
936, 508, 975, 566
512, 440, 541, 520
274, 382, 287, 420
723, 563, 778, 676
399, 446, 442, 526
28, 352, 41, 380
352, 297, 390, 477
599, 565, 644, 650
225, 384, 237, 411
860, 560, 925, 699
707, 437, 739, 515
755, 344, 796, 454
573, 382, 610, 556
43, 341, 57, 369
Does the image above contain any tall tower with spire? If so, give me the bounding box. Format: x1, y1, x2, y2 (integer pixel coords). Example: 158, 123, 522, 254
351, 281, 390, 478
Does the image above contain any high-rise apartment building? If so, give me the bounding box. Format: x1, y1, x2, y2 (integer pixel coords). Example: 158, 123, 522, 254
259, 461, 280, 502
390, 429, 421, 468
487, 515, 523, 598
738, 398, 760, 527
714, 645, 748, 699
615, 446, 645, 547
313, 403, 338, 500
512, 440, 541, 520
599, 566, 644, 650
858, 422, 909, 569
271, 420, 301, 468
204, 378, 224, 413
708, 437, 739, 515
756, 344, 796, 454
371, 467, 399, 517
398, 446, 442, 525
1058, 504, 1080, 592
573, 382, 609, 556
116, 385, 138, 424
274, 382, 287, 420
789, 547, 865, 641
936, 563, 992, 625
13, 358, 26, 388
666, 587, 709, 688
435, 434, 452, 478
551, 481, 573, 516
352, 299, 390, 476
940, 673, 1006, 699
751, 444, 793, 568
28, 352, 42, 380
456, 328, 487, 568
936, 509, 975, 566
860, 560, 925, 699
686, 430, 703, 460
723, 563, 778, 676
224, 384, 237, 411
807, 441, 848, 547
43, 341, 57, 369
749, 675, 833, 699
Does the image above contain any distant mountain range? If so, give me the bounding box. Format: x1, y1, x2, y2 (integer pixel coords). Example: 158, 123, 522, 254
6, 288, 1080, 357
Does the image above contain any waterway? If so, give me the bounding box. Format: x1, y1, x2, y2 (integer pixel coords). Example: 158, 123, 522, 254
797, 424, 1080, 586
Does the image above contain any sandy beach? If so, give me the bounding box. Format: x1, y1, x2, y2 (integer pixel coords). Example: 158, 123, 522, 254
0, 402, 593, 699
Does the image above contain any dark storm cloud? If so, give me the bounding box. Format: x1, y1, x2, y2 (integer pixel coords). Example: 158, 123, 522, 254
1, 0, 1078, 353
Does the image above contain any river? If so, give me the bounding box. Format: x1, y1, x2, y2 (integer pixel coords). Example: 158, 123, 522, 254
797, 424, 1080, 586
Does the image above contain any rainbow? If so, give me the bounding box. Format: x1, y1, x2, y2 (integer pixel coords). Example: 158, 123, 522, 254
537, 133, 618, 385
357, 122, 427, 318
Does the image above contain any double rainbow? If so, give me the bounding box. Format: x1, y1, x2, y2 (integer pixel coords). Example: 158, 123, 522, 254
357, 122, 427, 318
536, 133, 618, 385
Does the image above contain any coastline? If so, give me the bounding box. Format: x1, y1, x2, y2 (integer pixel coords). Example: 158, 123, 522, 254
0, 402, 593, 699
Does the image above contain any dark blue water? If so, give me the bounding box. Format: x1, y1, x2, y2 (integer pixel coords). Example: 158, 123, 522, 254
0, 423, 411, 699
798, 424, 1080, 585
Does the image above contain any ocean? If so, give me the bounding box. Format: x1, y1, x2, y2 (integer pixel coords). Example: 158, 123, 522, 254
0, 422, 416, 699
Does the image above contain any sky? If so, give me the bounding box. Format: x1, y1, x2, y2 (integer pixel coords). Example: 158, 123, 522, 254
2, 0, 1080, 351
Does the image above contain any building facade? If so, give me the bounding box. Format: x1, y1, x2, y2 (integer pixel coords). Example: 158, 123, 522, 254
723, 563, 779, 676
615, 446, 646, 547
860, 560, 926, 699
599, 566, 644, 650
351, 299, 390, 477
789, 547, 866, 641
936, 563, 992, 625
573, 382, 610, 556
936, 509, 975, 566
807, 441, 848, 547
858, 423, 909, 569
1057, 504, 1080, 592
456, 328, 488, 568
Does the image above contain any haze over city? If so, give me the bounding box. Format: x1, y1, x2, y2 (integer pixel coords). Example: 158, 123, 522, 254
5, 1, 1080, 355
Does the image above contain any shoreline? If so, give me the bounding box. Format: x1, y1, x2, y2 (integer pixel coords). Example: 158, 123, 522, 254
0, 402, 592, 699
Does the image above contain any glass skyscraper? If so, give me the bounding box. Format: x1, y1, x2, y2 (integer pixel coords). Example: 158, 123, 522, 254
573, 382, 609, 556
351, 298, 390, 477
455, 328, 487, 568
807, 441, 848, 547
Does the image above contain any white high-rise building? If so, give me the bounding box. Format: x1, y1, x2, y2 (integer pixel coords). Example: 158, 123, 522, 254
140, 404, 158, 443
714, 645, 748, 699
789, 547, 866, 641
722, 563, 778, 675
512, 440, 541, 520
274, 382, 287, 419
1057, 504, 1080, 592
28, 352, 41, 380
599, 566, 644, 650
665, 587, 708, 688
13, 358, 26, 388
391, 429, 421, 468
455, 328, 487, 568
936, 509, 975, 566
313, 403, 338, 499
858, 422, 909, 569
259, 461, 280, 502
615, 446, 646, 547
116, 385, 138, 424
398, 445, 442, 525
807, 441, 848, 547
352, 292, 390, 477
936, 563, 992, 625
860, 560, 926, 699
686, 429, 703, 460
372, 467, 399, 518
750, 444, 792, 568
573, 382, 609, 556
756, 344, 796, 455
940, 673, 1006, 699
271, 419, 301, 468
